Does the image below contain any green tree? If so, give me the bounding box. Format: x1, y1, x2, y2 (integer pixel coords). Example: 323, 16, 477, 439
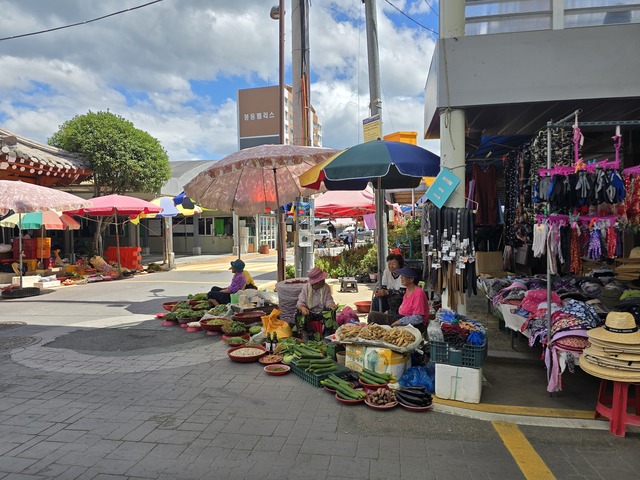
49, 111, 171, 255
48, 110, 170, 196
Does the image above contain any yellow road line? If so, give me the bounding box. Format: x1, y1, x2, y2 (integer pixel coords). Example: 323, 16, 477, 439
433, 398, 593, 419
492, 421, 555, 480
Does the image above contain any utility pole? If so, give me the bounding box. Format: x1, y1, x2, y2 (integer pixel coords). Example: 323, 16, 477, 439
292, 0, 314, 278
363, 0, 387, 291
271, 0, 287, 282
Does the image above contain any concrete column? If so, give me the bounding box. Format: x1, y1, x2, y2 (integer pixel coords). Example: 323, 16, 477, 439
232, 211, 240, 258
440, 0, 467, 315
192, 213, 201, 256
163, 217, 175, 270
552, 0, 564, 30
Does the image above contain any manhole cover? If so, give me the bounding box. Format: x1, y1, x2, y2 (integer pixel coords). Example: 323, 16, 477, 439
0, 336, 41, 351
0, 322, 27, 331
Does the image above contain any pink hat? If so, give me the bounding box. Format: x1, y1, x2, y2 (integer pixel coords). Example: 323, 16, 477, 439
307, 267, 328, 284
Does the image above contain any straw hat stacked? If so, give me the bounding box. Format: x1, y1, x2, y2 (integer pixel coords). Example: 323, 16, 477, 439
579, 312, 640, 382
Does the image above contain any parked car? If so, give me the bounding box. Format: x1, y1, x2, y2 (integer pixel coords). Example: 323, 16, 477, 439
339, 226, 374, 241
313, 228, 332, 241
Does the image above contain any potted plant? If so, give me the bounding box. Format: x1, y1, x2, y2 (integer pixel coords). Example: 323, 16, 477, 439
259, 243, 270, 254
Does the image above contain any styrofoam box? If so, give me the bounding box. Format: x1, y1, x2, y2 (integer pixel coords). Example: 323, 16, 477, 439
34, 280, 61, 289
12, 275, 41, 287
435, 363, 483, 404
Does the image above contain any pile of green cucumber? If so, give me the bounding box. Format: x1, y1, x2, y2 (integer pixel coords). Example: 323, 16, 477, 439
294, 344, 337, 374
358, 368, 395, 386
293, 344, 325, 359
394, 386, 433, 407
321, 375, 366, 400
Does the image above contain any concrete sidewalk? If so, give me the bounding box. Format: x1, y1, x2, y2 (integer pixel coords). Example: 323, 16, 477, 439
1, 265, 639, 479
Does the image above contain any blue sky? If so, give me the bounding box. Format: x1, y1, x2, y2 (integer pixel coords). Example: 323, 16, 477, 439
0, 0, 440, 161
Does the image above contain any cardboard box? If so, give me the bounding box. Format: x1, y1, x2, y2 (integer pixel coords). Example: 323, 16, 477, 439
345, 345, 411, 379
475, 251, 504, 276
435, 363, 483, 404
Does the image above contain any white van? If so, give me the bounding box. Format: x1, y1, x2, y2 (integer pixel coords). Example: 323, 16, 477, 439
313, 228, 331, 241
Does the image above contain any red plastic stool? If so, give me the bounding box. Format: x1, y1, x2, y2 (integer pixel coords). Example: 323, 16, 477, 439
594, 379, 640, 437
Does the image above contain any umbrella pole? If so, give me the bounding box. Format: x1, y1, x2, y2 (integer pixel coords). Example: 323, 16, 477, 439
273, 168, 286, 282
375, 178, 386, 303
115, 214, 122, 273
18, 215, 23, 288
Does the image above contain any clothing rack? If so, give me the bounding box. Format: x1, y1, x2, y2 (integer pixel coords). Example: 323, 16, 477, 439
541, 113, 636, 352
623, 165, 640, 176
535, 214, 618, 225
537, 158, 620, 177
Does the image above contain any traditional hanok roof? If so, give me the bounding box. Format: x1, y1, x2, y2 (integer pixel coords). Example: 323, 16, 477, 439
0, 128, 92, 187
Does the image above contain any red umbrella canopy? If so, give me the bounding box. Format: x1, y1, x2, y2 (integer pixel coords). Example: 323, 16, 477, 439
184, 144, 340, 215
314, 185, 400, 218
0, 180, 92, 216
64, 194, 163, 216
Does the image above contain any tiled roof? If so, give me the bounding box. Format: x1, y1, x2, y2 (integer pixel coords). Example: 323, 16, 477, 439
0, 128, 92, 186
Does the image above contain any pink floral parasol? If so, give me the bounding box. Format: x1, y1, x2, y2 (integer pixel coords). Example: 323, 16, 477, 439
0, 180, 92, 216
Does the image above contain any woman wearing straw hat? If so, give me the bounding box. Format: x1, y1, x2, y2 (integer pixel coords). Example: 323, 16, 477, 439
295, 267, 338, 340
208, 259, 247, 306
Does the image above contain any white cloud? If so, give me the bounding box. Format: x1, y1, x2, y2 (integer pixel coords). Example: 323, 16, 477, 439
0, 0, 439, 160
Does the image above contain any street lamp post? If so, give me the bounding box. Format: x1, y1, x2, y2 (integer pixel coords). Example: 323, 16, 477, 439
271, 1, 286, 282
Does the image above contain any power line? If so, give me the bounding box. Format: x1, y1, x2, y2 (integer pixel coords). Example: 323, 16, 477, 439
423, 0, 439, 17
384, 0, 438, 36
0, 0, 164, 42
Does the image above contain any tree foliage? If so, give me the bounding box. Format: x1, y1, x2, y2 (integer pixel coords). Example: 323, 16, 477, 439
48, 111, 171, 196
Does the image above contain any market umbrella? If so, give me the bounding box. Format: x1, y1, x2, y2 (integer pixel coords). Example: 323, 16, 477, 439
65, 194, 162, 270
314, 185, 401, 218
128, 196, 203, 263
316, 140, 441, 189
0, 211, 80, 230
0, 180, 92, 296
184, 144, 340, 281
0, 211, 80, 262
299, 140, 440, 299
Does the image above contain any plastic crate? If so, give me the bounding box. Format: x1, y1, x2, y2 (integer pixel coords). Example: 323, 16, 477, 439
429, 340, 487, 369
290, 360, 349, 387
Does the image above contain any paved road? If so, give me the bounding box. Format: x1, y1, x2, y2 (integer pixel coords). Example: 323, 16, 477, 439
0, 260, 639, 479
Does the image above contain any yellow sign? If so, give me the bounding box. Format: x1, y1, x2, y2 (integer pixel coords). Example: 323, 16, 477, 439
362, 114, 382, 142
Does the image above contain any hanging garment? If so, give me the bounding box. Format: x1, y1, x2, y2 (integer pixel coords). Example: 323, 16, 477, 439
538, 176, 552, 202
570, 227, 582, 274
473, 164, 499, 225
574, 170, 591, 205
587, 228, 602, 260
547, 223, 560, 275
607, 171, 625, 203
532, 222, 548, 258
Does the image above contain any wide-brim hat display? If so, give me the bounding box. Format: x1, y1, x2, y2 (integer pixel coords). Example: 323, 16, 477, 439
579, 354, 640, 382
587, 312, 640, 345
588, 337, 640, 354
583, 346, 640, 365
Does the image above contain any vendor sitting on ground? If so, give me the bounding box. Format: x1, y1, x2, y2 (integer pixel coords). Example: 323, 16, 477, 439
372, 252, 405, 315
208, 259, 247, 306
367, 266, 429, 333
243, 269, 257, 290
294, 267, 338, 339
